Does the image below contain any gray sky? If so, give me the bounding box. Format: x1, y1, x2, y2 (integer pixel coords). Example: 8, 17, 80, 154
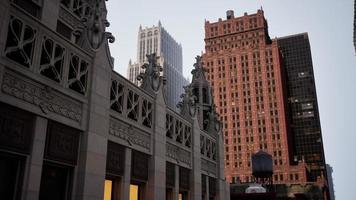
106, 0, 356, 199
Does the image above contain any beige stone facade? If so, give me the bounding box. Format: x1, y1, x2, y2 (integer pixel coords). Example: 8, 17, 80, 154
0, 1, 229, 200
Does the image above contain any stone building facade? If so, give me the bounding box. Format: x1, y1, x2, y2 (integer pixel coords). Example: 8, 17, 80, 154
0, 1, 229, 200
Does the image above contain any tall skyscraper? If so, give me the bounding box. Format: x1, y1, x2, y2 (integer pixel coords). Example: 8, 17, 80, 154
278, 33, 327, 183
127, 22, 188, 109
202, 9, 329, 198
203, 9, 307, 184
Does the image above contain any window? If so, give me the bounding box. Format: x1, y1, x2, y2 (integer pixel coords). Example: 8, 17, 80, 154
0, 153, 26, 200
39, 162, 73, 200
130, 184, 139, 200
104, 180, 113, 200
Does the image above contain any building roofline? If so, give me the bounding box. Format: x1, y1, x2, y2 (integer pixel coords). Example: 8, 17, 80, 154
277, 32, 309, 40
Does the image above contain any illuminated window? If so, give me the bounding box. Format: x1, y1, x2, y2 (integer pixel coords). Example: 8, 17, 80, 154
178, 193, 183, 200
130, 184, 139, 200
103, 180, 113, 200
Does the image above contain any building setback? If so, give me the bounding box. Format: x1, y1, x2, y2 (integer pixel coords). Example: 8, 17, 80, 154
202, 9, 329, 199
0, 1, 229, 200
127, 23, 188, 110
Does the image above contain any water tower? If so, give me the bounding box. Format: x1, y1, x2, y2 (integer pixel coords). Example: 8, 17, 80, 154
251, 150, 273, 187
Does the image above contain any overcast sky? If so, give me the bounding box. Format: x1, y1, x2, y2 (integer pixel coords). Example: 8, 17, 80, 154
106, 0, 356, 199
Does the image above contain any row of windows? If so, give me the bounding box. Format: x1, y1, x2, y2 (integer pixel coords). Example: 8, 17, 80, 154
208, 19, 262, 37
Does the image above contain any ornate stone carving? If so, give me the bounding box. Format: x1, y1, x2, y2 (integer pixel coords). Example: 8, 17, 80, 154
39, 36, 65, 83
110, 80, 124, 113
200, 134, 217, 160
166, 114, 174, 138
166, 142, 191, 166
177, 85, 197, 118
5, 16, 37, 68
201, 158, 217, 175
109, 118, 150, 150
45, 121, 80, 165
141, 99, 152, 128
1, 73, 82, 122
68, 53, 89, 95
137, 53, 164, 93
191, 55, 206, 82
204, 104, 221, 134
127, 89, 139, 121
73, 0, 115, 50
58, 6, 83, 28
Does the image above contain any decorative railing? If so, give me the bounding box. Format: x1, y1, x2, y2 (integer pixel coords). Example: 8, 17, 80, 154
110, 71, 154, 130
200, 132, 218, 175
200, 133, 217, 161
166, 108, 192, 148
1, 5, 93, 98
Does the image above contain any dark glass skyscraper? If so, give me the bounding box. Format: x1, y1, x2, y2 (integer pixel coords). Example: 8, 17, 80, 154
277, 33, 327, 182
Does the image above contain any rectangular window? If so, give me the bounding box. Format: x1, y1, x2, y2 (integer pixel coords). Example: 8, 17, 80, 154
0, 153, 26, 200
130, 184, 139, 200
104, 180, 113, 200
39, 162, 72, 200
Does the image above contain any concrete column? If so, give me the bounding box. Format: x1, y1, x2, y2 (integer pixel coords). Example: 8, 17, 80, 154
217, 133, 230, 200
41, 0, 60, 30
146, 89, 167, 200
173, 165, 179, 200
75, 34, 112, 200
22, 116, 48, 200
119, 148, 132, 200
190, 117, 202, 200
206, 176, 210, 200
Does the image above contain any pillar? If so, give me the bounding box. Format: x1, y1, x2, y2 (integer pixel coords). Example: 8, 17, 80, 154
22, 116, 48, 200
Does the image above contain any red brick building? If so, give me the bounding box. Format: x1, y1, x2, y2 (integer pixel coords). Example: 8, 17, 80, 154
202, 10, 308, 185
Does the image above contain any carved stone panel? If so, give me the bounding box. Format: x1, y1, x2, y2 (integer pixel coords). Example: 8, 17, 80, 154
131, 150, 148, 181
179, 167, 190, 190
166, 143, 191, 167
44, 121, 80, 165
201, 158, 217, 175
1, 72, 82, 122
109, 118, 150, 151
166, 162, 175, 188
106, 141, 125, 177
0, 103, 34, 154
